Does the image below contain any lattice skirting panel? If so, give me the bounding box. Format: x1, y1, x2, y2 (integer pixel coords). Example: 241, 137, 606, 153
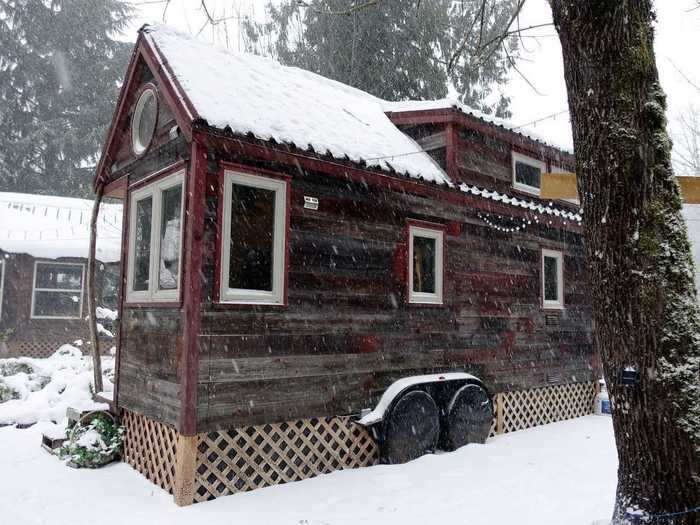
122, 410, 178, 495
120, 382, 593, 506
494, 381, 596, 435
193, 416, 379, 503
1, 335, 113, 358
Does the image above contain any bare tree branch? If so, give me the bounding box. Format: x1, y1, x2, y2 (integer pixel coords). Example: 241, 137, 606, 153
668, 58, 700, 92
294, 0, 382, 16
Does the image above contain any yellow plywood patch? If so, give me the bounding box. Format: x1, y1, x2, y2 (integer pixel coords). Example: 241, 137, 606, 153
541, 173, 700, 204
540, 172, 578, 200
678, 177, 700, 204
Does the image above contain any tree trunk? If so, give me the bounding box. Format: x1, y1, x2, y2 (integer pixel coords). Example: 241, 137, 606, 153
549, 1, 700, 523
87, 185, 104, 396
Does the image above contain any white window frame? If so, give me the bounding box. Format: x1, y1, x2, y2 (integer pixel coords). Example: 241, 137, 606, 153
126, 170, 185, 303
131, 87, 158, 156
220, 170, 287, 305
30, 261, 85, 319
0, 259, 5, 319
408, 225, 444, 305
542, 249, 564, 309
512, 151, 546, 196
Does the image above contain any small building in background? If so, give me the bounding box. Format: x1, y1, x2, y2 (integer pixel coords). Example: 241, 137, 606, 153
0, 192, 122, 357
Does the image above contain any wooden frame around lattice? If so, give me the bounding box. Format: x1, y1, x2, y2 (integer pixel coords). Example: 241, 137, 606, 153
193, 416, 379, 502
119, 382, 595, 506
495, 381, 595, 434
122, 409, 178, 494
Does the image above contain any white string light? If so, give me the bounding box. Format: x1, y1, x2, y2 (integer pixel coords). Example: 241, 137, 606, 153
478, 211, 535, 233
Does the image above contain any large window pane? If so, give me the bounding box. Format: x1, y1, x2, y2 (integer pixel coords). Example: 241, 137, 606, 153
515, 161, 541, 189
33, 291, 81, 318
133, 196, 153, 292
228, 183, 275, 291
413, 236, 436, 294
544, 256, 559, 302
35, 263, 82, 290
158, 185, 182, 291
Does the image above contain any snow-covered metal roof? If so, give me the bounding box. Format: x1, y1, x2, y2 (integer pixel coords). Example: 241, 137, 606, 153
382, 98, 574, 154
0, 193, 123, 263
144, 24, 450, 186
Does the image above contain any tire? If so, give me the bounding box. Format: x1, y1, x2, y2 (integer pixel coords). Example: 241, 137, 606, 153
443, 383, 493, 451
382, 390, 440, 464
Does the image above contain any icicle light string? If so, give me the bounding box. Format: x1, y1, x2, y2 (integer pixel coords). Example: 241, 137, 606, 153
478, 211, 536, 233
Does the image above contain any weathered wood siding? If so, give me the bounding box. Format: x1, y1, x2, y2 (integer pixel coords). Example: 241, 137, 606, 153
108, 64, 190, 428
109, 60, 592, 435
195, 147, 593, 433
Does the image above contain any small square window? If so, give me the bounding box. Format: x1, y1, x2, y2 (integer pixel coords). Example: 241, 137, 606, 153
542, 249, 564, 309
408, 225, 444, 304
220, 170, 288, 305
126, 170, 184, 303
31, 262, 84, 319
512, 152, 546, 196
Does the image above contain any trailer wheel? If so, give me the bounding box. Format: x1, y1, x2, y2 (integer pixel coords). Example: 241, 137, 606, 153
382, 390, 439, 464
443, 383, 493, 450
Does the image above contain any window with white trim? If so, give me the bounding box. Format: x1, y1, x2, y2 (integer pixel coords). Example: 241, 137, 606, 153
31, 261, 84, 319
408, 225, 444, 304
126, 170, 184, 302
0, 259, 5, 319
542, 249, 564, 309
512, 152, 546, 196
220, 170, 287, 305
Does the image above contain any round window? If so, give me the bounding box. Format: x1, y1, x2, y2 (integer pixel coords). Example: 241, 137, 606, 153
131, 87, 158, 155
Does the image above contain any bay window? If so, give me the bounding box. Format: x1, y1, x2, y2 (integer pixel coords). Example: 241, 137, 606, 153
31, 261, 84, 319
220, 170, 287, 305
408, 225, 444, 304
127, 170, 184, 302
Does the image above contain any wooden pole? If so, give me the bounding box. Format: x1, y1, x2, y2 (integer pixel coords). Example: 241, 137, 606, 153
495, 393, 504, 435
88, 185, 104, 395
173, 434, 197, 506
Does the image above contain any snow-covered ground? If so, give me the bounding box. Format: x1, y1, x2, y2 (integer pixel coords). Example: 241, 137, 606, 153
0, 415, 617, 525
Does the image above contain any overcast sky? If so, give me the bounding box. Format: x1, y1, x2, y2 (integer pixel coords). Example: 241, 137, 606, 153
126, 0, 700, 150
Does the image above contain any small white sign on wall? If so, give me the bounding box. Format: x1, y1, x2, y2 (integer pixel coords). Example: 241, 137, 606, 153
304, 196, 319, 210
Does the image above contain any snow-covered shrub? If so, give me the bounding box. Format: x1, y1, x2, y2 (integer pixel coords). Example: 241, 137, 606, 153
57, 413, 123, 468
0, 380, 20, 403
0, 344, 114, 426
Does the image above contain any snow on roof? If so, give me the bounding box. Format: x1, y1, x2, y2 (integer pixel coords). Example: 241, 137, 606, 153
0, 193, 122, 263
382, 97, 574, 154
144, 24, 450, 186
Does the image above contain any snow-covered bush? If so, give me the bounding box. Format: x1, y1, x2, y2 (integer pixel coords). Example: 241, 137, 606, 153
57, 413, 123, 468
0, 344, 113, 426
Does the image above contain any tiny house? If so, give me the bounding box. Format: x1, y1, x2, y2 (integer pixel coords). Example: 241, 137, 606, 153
96, 25, 595, 505
0, 192, 122, 357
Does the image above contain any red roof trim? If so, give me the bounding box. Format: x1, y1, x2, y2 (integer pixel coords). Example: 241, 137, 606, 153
193, 128, 580, 233
94, 30, 199, 189
93, 38, 143, 190
386, 107, 574, 162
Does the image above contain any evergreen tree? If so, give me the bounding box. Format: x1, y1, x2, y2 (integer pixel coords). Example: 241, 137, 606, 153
242, 0, 517, 117
0, 0, 132, 197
